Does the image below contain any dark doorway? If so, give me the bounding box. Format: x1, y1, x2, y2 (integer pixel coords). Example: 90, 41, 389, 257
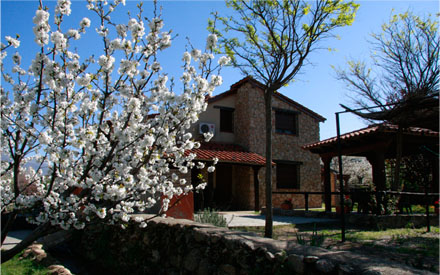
214, 164, 233, 210
192, 164, 234, 211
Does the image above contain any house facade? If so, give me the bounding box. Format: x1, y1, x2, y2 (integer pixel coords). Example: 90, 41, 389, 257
188, 77, 325, 211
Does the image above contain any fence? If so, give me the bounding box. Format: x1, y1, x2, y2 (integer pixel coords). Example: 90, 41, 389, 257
273, 190, 439, 232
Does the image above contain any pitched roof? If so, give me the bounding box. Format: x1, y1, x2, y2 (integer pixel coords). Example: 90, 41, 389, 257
207, 77, 326, 122
188, 142, 268, 166
303, 123, 439, 152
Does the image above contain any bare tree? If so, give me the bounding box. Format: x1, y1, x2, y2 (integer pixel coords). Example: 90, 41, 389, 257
335, 11, 439, 191
212, 0, 358, 237
336, 11, 439, 130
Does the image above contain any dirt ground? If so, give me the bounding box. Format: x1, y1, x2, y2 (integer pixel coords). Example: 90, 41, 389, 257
236, 222, 440, 273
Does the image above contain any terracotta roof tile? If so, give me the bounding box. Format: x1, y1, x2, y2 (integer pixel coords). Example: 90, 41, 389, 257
188, 142, 268, 166
303, 123, 439, 150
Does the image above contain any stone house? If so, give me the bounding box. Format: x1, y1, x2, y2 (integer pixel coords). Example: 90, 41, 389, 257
187, 77, 325, 211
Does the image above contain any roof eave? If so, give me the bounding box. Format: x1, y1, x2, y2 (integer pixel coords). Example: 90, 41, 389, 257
193, 157, 267, 166
207, 76, 326, 122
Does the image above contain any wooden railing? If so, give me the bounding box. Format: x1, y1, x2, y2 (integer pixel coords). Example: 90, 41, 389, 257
272, 190, 439, 212
273, 190, 439, 232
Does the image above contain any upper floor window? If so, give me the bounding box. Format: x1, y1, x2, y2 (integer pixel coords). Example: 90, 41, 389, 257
275, 110, 298, 135
276, 161, 301, 189
220, 108, 234, 133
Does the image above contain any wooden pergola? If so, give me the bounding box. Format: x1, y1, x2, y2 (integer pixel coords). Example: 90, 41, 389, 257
303, 123, 439, 212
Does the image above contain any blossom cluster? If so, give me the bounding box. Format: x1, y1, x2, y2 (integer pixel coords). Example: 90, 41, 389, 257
1, 0, 227, 231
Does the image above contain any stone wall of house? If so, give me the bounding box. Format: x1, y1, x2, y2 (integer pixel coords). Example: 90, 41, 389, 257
234, 83, 323, 209
234, 84, 253, 151
75, 215, 426, 275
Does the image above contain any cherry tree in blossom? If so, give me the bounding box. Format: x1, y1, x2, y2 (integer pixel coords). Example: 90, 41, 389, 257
1, 0, 227, 262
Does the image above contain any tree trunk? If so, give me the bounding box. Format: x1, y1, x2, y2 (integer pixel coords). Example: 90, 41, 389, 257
1, 211, 17, 245
1, 223, 53, 263
264, 89, 273, 238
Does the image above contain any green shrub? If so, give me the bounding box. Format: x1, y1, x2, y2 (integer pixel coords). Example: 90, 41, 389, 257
195, 208, 227, 227
296, 223, 325, 247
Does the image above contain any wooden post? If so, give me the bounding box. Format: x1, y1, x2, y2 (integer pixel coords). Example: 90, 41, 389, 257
392, 127, 403, 191
305, 193, 309, 211
367, 152, 386, 214
253, 166, 261, 212
425, 174, 431, 232
425, 191, 430, 232
431, 157, 439, 193
322, 156, 332, 212
336, 112, 345, 242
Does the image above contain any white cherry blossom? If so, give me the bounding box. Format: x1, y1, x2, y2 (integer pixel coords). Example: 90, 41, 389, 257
1, 0, 228, 261
5, 36, 20, 48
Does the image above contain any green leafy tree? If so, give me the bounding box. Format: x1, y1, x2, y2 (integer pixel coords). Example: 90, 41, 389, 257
211, 0, 358, 237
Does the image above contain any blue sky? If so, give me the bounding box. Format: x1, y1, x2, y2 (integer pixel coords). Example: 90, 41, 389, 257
1, 0, 438, 140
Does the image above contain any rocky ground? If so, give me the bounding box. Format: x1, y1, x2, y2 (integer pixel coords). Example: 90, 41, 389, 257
5, 215, 439, 274
237, 222, 439, 273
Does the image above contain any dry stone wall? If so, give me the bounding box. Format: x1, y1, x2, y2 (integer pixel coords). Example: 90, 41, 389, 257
76, 215, 430, 275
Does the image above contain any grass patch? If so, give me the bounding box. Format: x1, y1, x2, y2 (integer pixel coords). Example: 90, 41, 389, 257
234, 223, 439, 260
301, 224, 439, 259
1, 252, 49, 275
409, 204, 436, 214
296, 203, 436, 214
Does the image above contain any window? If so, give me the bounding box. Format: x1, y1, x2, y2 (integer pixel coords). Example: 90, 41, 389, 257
276, 161, 300, 189
220, 108, 234, 133
275, 110, 297, 135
